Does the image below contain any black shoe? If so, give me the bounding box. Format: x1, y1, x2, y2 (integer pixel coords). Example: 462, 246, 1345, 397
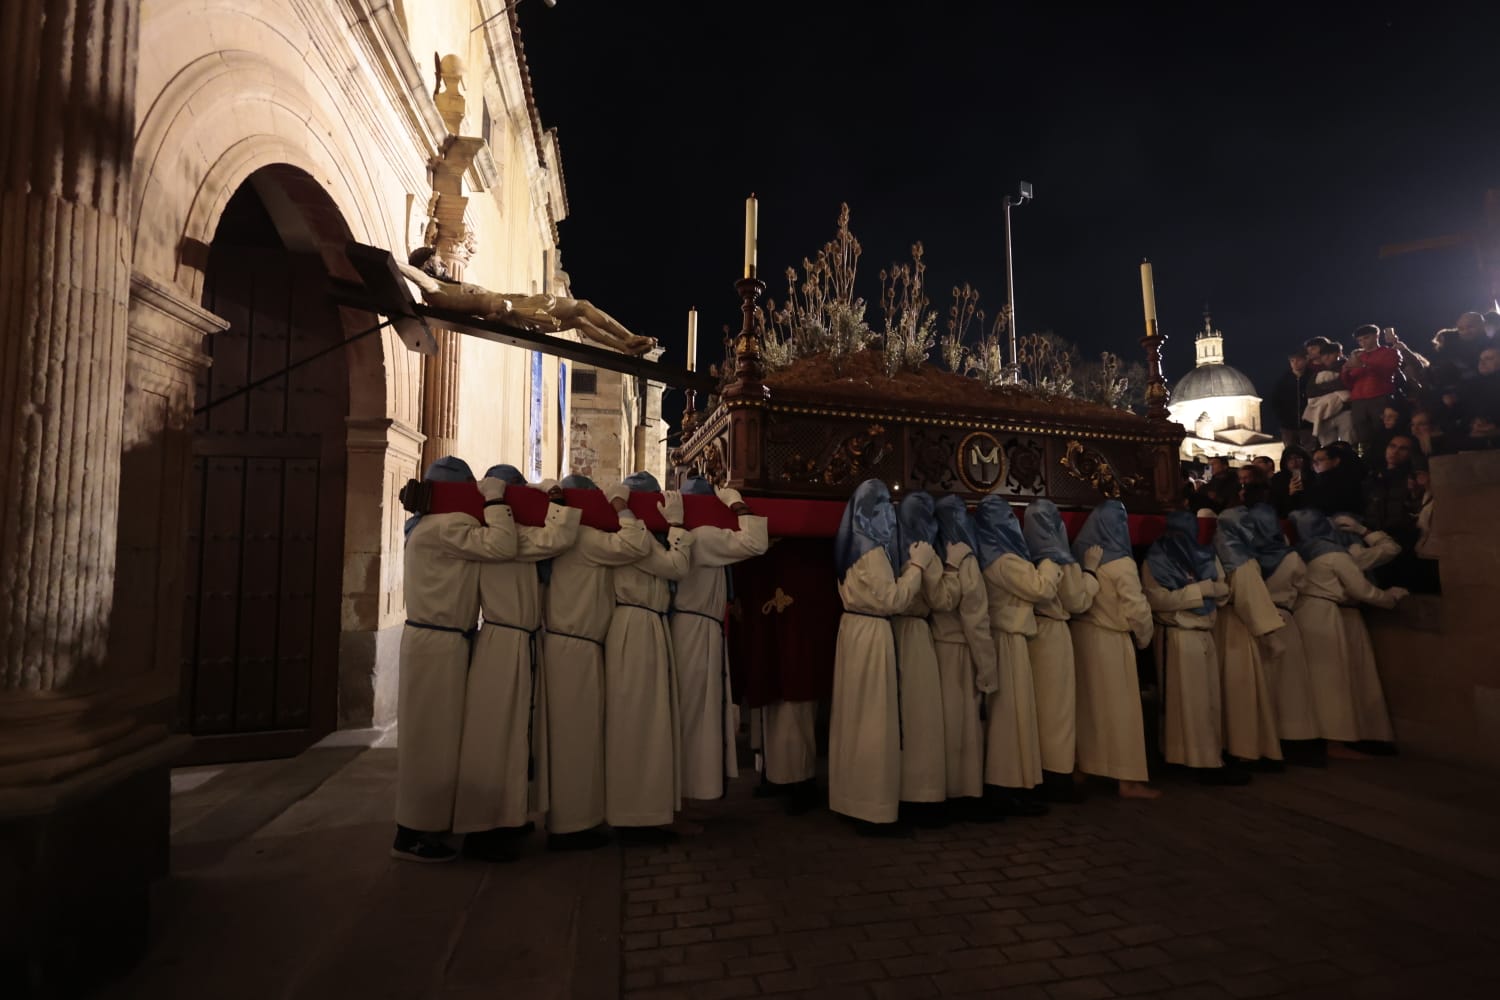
1351, 740, 1399, 756
951, 796, 1006, 823
985, 786, 1049, 817
462, 830, 520, 863
547, 827, 612, 852
784, 780, 820, 816
391, 826, 458, 863
615, 825, 679, 845
497, 821, 537, 837
1041, 770, 1084, 804
1197, 766, 1252, 787
851, 818, 913, 838
753, 779, 788, 799
1281, 739, 1328, 768
1245, 757, 1285, 773
900, 801, 952, 828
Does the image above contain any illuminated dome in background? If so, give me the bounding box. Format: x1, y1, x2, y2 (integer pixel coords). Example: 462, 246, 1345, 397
1166, 312, 1282, 467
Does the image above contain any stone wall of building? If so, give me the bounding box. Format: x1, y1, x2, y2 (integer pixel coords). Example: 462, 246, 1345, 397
1368, 451, 1500, 773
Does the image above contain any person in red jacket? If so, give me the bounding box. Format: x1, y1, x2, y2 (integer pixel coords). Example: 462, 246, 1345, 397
1342, 324, 1401, 452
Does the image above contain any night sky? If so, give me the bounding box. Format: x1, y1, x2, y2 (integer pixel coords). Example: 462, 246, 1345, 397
518, 2, 1500, 423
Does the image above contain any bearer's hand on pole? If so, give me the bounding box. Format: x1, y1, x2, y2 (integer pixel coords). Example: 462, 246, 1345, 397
658, 490, 685, 527
478, 477, 507, 502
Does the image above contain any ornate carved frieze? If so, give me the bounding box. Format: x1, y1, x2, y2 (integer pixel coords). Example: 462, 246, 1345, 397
1059, 439, 1143, 500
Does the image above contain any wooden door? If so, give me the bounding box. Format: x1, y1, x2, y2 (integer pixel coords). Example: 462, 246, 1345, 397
181, 186, 348, 762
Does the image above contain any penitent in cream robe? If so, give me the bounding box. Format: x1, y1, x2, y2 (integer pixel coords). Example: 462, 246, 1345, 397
1215, 560, 1285, 761
1294, 547, 1400, 743
981, 554, 1062, 790
828, 546, 935, 823
1028, 562, 1097, 776
930, 552, 997, 799
541, 517, 652, 834
453, 503, 580, 834
1142, 561, 1225, 770
1071, 559, 1154, 782
671, 514, 769, 801
396, 507, 517, 832
1262, 553, 1319, 741
604, 521, 694, 827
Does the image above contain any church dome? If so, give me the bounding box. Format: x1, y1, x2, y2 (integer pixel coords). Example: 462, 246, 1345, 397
1174, 363, 1257, 402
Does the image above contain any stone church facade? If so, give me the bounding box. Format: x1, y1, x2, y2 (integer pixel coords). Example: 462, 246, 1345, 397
0, 1, 659, 990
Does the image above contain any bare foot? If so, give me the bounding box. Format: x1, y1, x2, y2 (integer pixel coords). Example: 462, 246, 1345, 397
1327, 742, 1374, 760
1118, 781, 1162, 800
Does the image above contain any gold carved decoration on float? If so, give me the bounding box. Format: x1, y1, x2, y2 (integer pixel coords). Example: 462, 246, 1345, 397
1059, 439, 1142, 499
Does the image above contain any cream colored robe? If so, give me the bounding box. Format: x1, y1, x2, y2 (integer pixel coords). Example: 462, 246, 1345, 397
452, 503, 581, 834
828, 545, 936, 823
1071, 558, 1154, 782
1029, 562, 1098, 776
1215, 561, 1285, 761
982, 554, 1062, 790
752, 703, 819, 785
894, 561, 960, 803
671, 514, 769, 801
1263, 553, 1320, 741
1142, 561, 1225, 769
931, 553, 998, 798
604, 520, 693, 827
1293, 548, 1400, 742
396, 507, 518, 832
541, 516, 653, 834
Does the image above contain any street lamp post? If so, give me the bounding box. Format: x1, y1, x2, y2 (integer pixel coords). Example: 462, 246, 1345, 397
1002, 181, 1033, 373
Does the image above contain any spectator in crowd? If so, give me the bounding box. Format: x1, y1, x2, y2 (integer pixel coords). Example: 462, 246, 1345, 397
1470, 346, 1500, 420
1271, 350, 1316, 448
1306, 339, 1352, 445
1342, 324, 1401, 451
1369, 403, 1407, 459
1269, 447, 1313, 518
1363, 435, 1419, 547
1408, 409, 1453, 461
1236, 463, 1270, 507
1306, 445, 1363, 515
1429, 311, 1492, 386
1407, 469, 1441, 594
1252, 456, 1277, 480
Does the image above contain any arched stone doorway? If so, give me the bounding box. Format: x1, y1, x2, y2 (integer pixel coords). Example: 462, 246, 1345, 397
179, 167, 361, 762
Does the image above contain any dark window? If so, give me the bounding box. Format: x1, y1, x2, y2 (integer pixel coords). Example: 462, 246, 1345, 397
481, 98, 491, 146
571, 370, 597, 395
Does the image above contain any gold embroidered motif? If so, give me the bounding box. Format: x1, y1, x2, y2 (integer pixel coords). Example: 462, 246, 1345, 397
761, 588, 794, 615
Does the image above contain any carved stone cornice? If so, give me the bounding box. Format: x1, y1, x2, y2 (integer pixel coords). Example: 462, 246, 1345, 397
127, 272, 222, 372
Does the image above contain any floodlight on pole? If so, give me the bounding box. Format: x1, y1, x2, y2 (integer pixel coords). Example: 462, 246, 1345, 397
472, 0, 557, 34
1002, 181, 1032, 374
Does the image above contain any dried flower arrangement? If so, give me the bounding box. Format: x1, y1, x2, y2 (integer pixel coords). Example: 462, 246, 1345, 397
743, 205, 1140, 413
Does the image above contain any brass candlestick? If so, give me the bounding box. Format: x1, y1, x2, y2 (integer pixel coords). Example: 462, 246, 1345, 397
1140, 317, 1170, 421
724, 277, 768, 402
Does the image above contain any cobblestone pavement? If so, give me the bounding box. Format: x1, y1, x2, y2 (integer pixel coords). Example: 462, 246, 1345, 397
107, 745, 1500, 1000
621, 760, 1500, 1000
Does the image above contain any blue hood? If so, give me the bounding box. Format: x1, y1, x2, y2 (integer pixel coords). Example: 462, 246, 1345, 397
1145, 509, 1217, 615
1290, 509, 1346, 563
1214, 507, 1259, 575
834, 479, 901, 583
974, 495, 1028, 568
895, 492, 939, 572
933, 494, 978, 565
1070, 500, 1133, 566
1022, 499, 1075, 565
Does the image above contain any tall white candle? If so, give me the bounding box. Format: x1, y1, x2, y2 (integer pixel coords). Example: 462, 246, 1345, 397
687, 308, 698, 372
744, 193, 758, 279
1140, 259, 1158, 335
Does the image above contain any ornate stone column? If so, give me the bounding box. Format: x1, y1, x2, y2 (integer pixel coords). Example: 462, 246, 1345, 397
0, 0, 137, 692
0, 4, 187, 993
419, 133, 485, 469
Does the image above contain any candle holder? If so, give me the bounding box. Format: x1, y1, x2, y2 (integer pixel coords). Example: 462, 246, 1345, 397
682, 387, 699, 434
1140, 318, 1170, 421
724, 277, 769, 402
